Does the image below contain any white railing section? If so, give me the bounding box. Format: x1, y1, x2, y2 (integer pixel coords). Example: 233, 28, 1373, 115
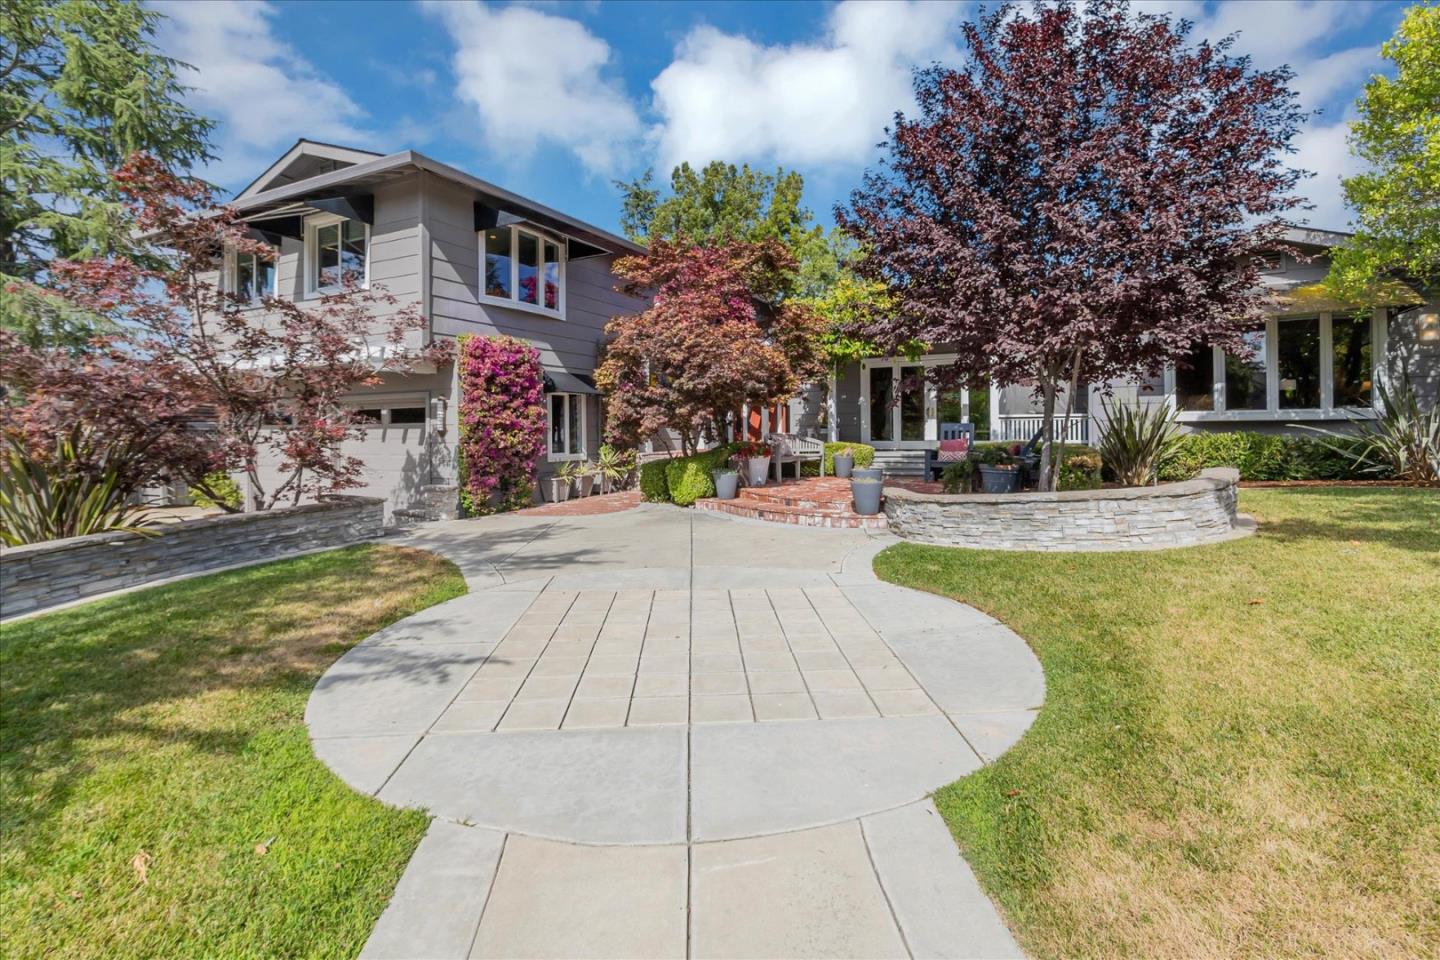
996, 415, 1089, 443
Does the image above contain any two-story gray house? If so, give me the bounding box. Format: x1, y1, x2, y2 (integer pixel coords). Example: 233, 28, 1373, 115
219, 140, 646, 517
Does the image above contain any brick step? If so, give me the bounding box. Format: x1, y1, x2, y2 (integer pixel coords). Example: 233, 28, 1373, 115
695, 497, 888, 529
735, 490, 853, 511
735, 479, 856, 510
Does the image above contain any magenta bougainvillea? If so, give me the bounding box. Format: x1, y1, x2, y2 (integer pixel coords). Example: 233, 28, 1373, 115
456, 333, 547, 514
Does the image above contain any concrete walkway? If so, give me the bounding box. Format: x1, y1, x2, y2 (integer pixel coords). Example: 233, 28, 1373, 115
306, 505, 1045, 959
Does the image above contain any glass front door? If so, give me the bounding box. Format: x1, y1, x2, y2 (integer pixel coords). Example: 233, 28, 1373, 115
863, 360, 935, 448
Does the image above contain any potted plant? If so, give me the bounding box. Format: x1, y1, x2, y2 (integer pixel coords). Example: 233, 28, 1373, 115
573, 461, 597, 498
832, 444, 856, 479
595, 444, 631, 493
736, 440, 772, 486
544, 466, 572, 503
713, 455, 741, 500
851, 475, 883, 515
973, 446, 1020, 493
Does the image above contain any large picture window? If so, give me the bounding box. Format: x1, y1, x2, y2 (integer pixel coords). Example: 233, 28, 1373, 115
1171, 312, 1383, 419
480, 226, 565, 316
306, 215, 368, 295
548, 393, 585, 460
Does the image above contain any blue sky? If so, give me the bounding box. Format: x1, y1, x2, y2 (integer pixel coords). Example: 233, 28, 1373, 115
153, 0, 1411, 236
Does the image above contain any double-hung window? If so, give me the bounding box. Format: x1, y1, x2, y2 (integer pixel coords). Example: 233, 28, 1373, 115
481, 225, 565, 316
1172, 311, 1385, 418
547, 393, 585, 460
305, 214, 368, 296
225, 248, 275, 305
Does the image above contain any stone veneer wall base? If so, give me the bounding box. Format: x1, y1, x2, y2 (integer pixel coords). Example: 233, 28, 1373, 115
884, 468, 1246, 552
1, 495, 385, 620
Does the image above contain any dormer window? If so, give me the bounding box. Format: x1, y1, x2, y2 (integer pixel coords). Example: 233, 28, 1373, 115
225, 248, 276, 305
481, 225, 564, 316
305, 214, 368, 295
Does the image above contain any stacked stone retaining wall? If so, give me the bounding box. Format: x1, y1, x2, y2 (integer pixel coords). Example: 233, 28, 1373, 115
1, 495, 384, 618
884, 468, 1241, 551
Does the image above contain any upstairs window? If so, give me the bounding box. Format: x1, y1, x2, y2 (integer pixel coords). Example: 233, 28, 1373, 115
480, 225, 564, 315
306, 214, 368, 295
225, 248, 275, 305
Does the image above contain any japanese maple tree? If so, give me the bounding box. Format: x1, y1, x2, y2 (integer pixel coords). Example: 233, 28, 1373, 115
596, 239, 824, 454
3, 153, 448, 511
839, 0, 1306, 488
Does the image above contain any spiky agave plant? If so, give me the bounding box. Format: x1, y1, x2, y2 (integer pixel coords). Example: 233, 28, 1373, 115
1097, 398, 1182, 486
0, 426, 158, 546
1305, 376, 1440, 485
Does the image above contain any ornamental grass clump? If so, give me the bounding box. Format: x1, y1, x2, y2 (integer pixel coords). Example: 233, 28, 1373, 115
0, 426, 156, 546
456, 335, 547, 514
1098, 399, 1181, 486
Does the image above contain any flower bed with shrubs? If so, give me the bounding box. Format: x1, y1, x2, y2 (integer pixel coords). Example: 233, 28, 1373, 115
639, 444, 742, 505
1156, 432, 1377, 483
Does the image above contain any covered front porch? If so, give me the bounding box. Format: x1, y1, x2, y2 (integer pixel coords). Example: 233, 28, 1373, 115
823, 356, 1090, 473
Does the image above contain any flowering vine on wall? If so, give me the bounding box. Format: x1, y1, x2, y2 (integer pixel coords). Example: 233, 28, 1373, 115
456, 334, 547, 515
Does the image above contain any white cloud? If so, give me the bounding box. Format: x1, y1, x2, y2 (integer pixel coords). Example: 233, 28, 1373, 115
422, 0, 641, 176
649, 0, 967, 172
153, 0, 371, 189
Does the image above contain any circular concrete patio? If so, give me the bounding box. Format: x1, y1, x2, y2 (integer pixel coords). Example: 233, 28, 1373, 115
307, 506, 1044, 845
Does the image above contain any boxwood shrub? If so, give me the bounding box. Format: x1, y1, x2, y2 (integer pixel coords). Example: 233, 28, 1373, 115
801, 442, 876, 476
1156, 431, 1376, 482
639, 459, 671, 502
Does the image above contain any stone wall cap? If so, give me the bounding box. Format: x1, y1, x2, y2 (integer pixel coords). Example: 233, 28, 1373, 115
884, 467, 1238, 505
0, 495, 386, 560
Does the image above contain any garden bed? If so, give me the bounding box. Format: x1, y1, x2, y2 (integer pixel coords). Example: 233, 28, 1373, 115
883, 468, 1244, 551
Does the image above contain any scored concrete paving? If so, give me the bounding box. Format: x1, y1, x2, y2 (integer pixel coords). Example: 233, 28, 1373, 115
314, 505, 1041, 958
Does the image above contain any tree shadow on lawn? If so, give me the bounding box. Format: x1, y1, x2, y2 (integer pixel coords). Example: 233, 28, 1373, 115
1247, 487, 1440, 556
0, 545, 464, 855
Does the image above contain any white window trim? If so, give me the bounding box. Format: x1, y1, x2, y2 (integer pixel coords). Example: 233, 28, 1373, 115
304, 212, 370, 298
479, 225, 567, 319
223, 246, 277, 306
345, 393, 430, 429
1169, 308, 1387, 422
547, 392, 587, 461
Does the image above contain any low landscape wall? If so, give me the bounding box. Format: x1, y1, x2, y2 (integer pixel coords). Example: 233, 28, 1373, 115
1, 495, 385, 618
884, 468, 1241, 551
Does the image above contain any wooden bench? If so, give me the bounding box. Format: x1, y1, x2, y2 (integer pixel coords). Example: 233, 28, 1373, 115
765, 433, 826, 481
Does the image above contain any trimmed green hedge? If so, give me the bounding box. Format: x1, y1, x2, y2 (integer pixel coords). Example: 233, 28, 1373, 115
639, 460, 671, 502
642, 444, 741, 505
801, 442, 876, 477
1156, 431, 1375, 482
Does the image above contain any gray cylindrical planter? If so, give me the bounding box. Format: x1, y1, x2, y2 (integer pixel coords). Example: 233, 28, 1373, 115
851, 478, 883, 515
852, 467, 883, 482
545, 477, 571, 502
713, 469, 740, 500
978, 465, 1021, 494
746, 456, 771, 486
833, 453, 854, 478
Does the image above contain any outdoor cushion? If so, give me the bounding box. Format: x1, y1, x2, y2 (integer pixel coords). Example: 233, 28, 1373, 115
937, 438, 970, 462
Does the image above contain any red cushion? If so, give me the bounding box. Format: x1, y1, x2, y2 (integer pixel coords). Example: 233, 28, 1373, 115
937, 438, 969, 462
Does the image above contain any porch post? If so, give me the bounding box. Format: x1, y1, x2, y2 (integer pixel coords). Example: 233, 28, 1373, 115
988, 381, 1002, 440
827, 372, 839, 442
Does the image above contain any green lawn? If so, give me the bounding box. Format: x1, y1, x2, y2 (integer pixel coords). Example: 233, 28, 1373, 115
875, 488, 1440, 959
0, 545, 466, 960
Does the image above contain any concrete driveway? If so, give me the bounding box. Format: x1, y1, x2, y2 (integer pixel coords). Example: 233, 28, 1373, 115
306, 505, 1044, 959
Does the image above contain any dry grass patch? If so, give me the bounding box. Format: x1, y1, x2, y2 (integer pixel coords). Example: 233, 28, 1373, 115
875, 488, 1439, 959
0, 545, 466, 959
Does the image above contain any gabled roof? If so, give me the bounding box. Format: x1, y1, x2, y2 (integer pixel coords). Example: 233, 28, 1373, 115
235, 140, 385, 201
230, 143, 642, 258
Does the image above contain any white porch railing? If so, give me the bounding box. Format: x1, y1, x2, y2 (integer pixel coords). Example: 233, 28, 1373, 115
996, 414, 1089, 443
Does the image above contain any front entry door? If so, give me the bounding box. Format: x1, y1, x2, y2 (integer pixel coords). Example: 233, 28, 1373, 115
862, 360, 938, 448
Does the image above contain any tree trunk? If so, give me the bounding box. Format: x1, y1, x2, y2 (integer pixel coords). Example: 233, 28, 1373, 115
1038, 377, 1058, 491
1055, 348, 1084, 488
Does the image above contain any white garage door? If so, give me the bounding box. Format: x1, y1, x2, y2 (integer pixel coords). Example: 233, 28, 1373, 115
342, 398, 430, 518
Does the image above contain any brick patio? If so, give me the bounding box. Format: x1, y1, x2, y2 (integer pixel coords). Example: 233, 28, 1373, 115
694, 477, 890, 528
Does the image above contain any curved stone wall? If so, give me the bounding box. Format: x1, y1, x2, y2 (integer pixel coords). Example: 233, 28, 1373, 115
884, 468, 1242, 551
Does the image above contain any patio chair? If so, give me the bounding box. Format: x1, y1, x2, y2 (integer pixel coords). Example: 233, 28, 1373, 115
923, 422, 976, 482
